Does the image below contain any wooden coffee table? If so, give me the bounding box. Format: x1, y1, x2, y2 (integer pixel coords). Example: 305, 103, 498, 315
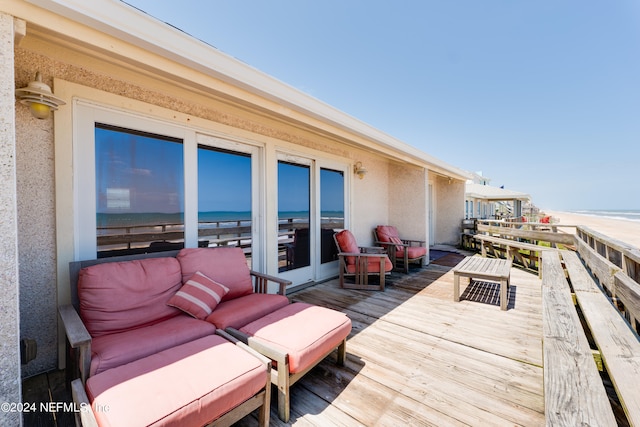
453, 256, 512, 310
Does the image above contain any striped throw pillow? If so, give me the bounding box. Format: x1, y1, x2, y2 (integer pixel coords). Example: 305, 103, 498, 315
168, 271, 229, 319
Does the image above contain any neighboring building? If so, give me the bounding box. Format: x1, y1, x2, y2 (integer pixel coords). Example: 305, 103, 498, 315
465, 172, 531, 219
1, 0, 471, 416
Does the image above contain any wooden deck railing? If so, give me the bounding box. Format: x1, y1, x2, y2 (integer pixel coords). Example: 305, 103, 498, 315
472, 219, 640, 426
575, 226, 640, 333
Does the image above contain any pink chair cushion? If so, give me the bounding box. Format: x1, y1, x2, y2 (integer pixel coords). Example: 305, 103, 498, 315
240, 302, 352, 374
376, 225, 400, 242
404, 245, 427, 260
87, 335, 266, 427
177, 248, 253, 301
78, 257, 182, 337
345, 257, 393, 274
90, 314, 216, 376
377, 226, 405, 253
206, 293, 290, 330
334, 230, 359, 265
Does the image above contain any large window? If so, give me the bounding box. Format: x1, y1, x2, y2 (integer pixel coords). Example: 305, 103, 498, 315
95, 124, 184, 256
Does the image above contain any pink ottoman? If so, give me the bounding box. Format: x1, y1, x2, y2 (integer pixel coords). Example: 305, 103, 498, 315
79, 335, 270, 427
232, 302, 352, 422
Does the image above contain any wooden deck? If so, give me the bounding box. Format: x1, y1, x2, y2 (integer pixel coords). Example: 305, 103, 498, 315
24, 251, 546, 426
246, 251, 545, 426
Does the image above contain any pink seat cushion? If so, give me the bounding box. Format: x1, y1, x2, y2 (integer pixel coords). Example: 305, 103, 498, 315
87, 335, 266, 427
206, 293, 290, 330
240, 303, 352, 374
89, 315, 216, 376
334, 230, 360, 265
345, 257, 393, 274
403, 245, 427, 259
79, 257, 183, 337
177, 248, 253, 301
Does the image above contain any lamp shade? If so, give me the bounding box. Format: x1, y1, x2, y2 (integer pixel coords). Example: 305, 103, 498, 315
15, 72, 66, 119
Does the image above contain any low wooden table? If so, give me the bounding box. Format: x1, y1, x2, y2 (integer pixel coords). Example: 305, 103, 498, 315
453, 256, 512, 310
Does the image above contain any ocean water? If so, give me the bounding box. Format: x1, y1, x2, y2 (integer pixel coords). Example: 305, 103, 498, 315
570, 209, 640, 223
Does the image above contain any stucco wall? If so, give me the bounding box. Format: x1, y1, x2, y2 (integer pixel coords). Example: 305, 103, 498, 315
1, 13, 22, 426
435, 176, 465, 245
388, 162, 427, 242
14, 51, 61, 378
351, 154, 389, 245
14, 64, 58, 377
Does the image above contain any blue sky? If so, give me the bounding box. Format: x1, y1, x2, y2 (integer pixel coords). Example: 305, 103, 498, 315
125, 0, 640, 211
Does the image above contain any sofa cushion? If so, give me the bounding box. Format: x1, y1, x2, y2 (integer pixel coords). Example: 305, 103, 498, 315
177, 248, 253, 301
78, 257, 182, 337
239, 302, 352, 374
87, 335, 266, 427
90, 314, 216, 376
206, 293, 290, 330
168, 271, 229, 319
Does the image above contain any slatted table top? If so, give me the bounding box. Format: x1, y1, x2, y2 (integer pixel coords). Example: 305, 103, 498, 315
453, 256, 512, 279
453, 256, 512, 310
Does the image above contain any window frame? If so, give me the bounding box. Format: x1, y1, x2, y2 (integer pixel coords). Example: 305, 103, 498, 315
74, 101, 264, 266
75, 102, 196, 259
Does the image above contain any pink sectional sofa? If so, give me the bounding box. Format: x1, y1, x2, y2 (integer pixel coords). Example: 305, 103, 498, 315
60, 247, 352, 425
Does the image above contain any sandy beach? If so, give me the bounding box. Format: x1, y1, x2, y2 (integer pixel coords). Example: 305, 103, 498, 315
542, 210, 640, 249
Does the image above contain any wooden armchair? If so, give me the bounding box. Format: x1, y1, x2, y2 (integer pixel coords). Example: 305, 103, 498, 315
333, 230, 393, 291
374, 225, 427, 273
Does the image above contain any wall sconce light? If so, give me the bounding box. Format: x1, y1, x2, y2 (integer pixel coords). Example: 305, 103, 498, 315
354, 161, 368, 180
15, 72, 66, 119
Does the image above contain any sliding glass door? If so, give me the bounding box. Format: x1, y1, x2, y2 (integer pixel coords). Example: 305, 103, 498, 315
277, 155, 347, 285
277, 159, 312, 283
